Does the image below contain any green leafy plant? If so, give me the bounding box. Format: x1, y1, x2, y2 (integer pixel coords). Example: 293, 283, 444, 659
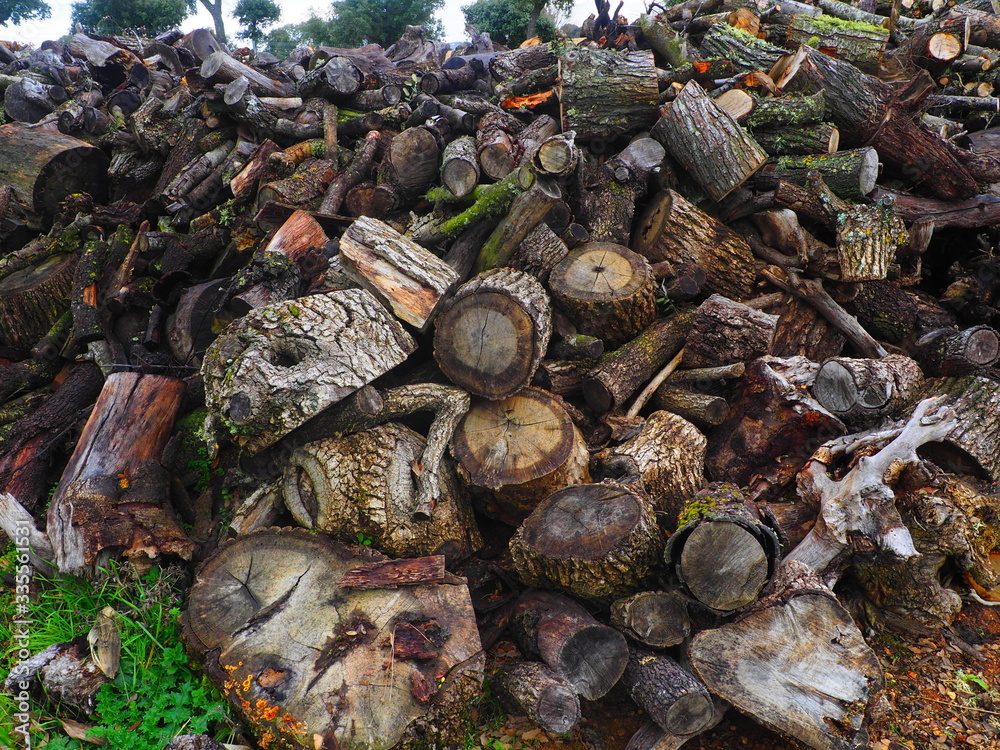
356, 531, 373, 546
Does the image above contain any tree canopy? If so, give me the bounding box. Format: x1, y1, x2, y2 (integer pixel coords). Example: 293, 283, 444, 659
234, 0, 281, 50
326, 0, 444, 47
0, 0, 50, 26
265, 15, 338, 57
70, 0, 191, 35
462, 0, 557, 47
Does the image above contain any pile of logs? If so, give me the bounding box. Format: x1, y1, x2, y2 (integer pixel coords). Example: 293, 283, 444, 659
4, 3, 1000, 749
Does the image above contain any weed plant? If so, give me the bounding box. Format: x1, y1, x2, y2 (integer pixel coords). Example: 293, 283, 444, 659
0, 545, 237, 748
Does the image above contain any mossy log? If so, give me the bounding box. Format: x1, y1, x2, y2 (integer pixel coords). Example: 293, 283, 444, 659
450, 387, 589, 526
763, 147, 879, 203
182, 529, 484, 750
509, 481, 664, 604
785, 13, 888, 69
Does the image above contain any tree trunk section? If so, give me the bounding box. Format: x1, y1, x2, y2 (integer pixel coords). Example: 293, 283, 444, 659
682, 295, 778, 369
622, 647, 716, 737
811, 354, 924, 428
0, 252, 75, 351
489, 661, 580, 735
610, 591, 691, 649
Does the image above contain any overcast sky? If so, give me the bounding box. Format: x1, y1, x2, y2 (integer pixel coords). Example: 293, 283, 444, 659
0, 0, 652, 48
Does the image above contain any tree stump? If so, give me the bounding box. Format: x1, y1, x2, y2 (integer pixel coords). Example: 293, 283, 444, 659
509, 589, 629, 700
0, 123, 109, 217
548, 243, 657, 349
632, 190, 756, 301
45, 372, 193, 575
202, 290, 416, 453
182, 528, 484, 750
282, 423, 482, 562
510, 482, 663, 604
593, 410, 706, 531
433, 269, 551, 401
665, 484, 780, 613
689, 562, 884, 750
450, 387, 589, 526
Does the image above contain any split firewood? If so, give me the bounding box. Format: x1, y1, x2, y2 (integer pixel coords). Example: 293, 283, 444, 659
182, 528, 484, 750
510, 481, 664, 604
202, 290, 416, 453
509, 589, 629, 700
450, 387, 589, 526
433, 268, 551, 400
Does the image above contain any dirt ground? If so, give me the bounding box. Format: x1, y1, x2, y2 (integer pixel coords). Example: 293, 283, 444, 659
474, 598, 1000, 750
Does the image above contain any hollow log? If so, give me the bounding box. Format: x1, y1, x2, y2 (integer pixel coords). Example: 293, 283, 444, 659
433, 268, 551, 401
0, 124, 109, 217
339, 216, 459, 332
489, 661, 580, 735
202, 290, 416, 453
623, 647, 715, 737
665, 483, 780, 613
45, 372, 192, 575
583, 312, 693, 414
182, 529, 484, 750
509, 589, 628, 700
632, 190, 756, 301
610, 591, 690, 649
450, 386, 589, 526
558, 48, 659, 140
652, 80, 767, 201
510, 481, 664, 604
548, 243, 657, 350
593, 410, 706, 530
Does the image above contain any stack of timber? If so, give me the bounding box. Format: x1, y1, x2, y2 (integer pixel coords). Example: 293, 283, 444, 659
5, 5, 1000, 748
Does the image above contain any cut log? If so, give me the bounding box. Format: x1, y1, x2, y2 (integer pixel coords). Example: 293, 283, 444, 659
376, 125, 440, 208
666, 484, 780, 613
593, 410, 706, 531
811, 354, 924, 429
281, 423, 481, 561
0, 252, 76, 352
450, 386, 589, 526
45, 372, 192, 575
319, 129, 380, 215
440, 135, 480, 198
508, 222, 570, 284
200, 51, 292, 97
473, 181, 560, 274
652, 80, 767, 201
689, 562, 884, 750
557, 48, 659, 141
786, 13, 889, 69
489, 661, 580, 735
622, 647, 715, 737
583, 312, 693, 414
632, 190, 756, 301
682, 295, 778, 369
651, 387, 729, 430
745, 91, 826, 129
201, 289, 416, 453
548, 243, 657, 349
0, 124, 109, 216
911, 325, 1000, 376
751, 122, 839, 156
476, 110, 520, 181
835, 200, 908, 281
509, 589, 628, 700
610, 591, 690, 649
763, 147, 880, 203
339, 216, 460, 332
433, 268, 551, 401
509, 481, 664, 604
182, 528, 484, 750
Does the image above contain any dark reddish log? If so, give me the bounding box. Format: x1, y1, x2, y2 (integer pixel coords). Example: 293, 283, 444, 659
811, 354, 924, 429
433, 268, 551, 400
666, 484, 780, 613
45, 372, 192, 574
622, 647, 715, 737
451, 387, 589, 525
583, 312, 693, 414
682, 295, 778, 369
548, 243, 657, 349
632, 190, 756, 301
708, 356, 846, 499
574, 138, 665, 246
230, 139, 280, 202
336, 555, 445, 589
611, 591, 690, 649
490, 661, 581, 735
0, 124, 109, 216
509, 589, 629, 700
510, 481, 664, 604
652, 80, 767, 201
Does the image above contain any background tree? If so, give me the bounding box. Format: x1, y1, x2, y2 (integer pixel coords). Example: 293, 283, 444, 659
70, 0, 190, 35
0, 0, 50, 26
462, 0, 557, 46
325, 0, 444, 48
265, 14, 337, 56
196, 0, 226, 42
234, 0, 280, 50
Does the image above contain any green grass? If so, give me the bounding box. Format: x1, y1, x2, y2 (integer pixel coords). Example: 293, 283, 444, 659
0, 546, 238, 748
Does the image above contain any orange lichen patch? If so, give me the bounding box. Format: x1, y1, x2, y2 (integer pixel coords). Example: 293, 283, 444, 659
501, 91, 555, 110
